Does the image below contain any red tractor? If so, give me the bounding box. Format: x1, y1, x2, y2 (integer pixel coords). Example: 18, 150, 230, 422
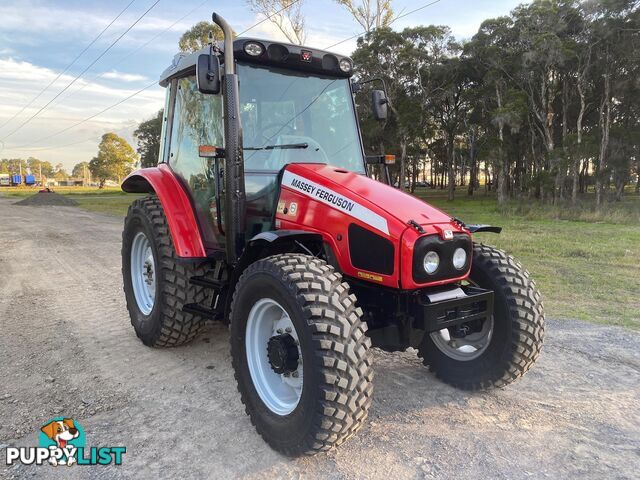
121, 13, 544, 456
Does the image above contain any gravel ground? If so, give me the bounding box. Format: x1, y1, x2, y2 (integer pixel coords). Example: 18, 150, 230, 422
0, 197, 638, 479
14, 192, 79, 206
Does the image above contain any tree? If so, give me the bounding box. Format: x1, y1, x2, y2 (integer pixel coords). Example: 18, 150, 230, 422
335, 0, 394, 33
134, 110, 163, 168
54, 163, 69, 181
89, 133, 137, 187
26, 157, 54, 177
179, 21, 226, 52
72, 161, 90, 179
352, 28, 416, 190
0, 158, 27, 174
246, 0, 306, 44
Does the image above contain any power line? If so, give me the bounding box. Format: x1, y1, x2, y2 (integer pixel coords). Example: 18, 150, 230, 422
0, 0, 138, 132
7, 0, 304, 152
5, 0, 210, 153
325, 0, 442, 50
238, 0, 302, 36
8, 81, 157, 150
10, 137, 100, 152
53, 0, 209, 107
0, 0, 162, 142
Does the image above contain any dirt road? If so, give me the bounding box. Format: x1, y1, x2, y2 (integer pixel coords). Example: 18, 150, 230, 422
0, 196, 638, 479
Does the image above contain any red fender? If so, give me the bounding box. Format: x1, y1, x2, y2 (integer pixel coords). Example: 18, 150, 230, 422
121, 164, 206, 258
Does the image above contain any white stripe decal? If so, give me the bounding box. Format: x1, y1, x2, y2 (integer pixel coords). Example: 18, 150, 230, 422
281, 170, 390, 235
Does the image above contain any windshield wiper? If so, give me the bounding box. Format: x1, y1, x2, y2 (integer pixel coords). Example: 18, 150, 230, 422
244, 143, 308, 151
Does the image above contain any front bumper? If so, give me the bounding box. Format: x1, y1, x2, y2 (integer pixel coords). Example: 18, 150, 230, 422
411, 285, 494, 333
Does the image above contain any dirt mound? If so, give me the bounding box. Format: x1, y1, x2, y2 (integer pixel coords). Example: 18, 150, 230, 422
15, 192, 79, 207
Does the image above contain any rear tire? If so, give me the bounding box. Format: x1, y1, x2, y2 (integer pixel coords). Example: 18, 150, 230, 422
122, 196, 208, 347
230, 254, 373, 456
418, 243, 544, 390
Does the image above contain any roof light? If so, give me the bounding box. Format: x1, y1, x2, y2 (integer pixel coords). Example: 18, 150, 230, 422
339, 58, 352, 73
244, 41, 264, 57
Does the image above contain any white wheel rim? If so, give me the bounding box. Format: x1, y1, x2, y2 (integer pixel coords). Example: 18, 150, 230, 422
430, 315, 494, 361
245, 298, 303, 416
430, 280, 494, 361
130, 231, 156, 315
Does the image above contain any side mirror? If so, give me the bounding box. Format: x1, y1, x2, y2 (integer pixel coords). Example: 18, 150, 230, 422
196, 53, 221, 94
371, 90, 388, 120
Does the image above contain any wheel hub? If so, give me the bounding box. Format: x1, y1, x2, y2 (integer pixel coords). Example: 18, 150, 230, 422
245, 298, 303, 416
267, 333, 299, 374
143, 259, 154, 285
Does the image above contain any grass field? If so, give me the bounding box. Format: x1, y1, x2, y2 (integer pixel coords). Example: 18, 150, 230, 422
0, 186, 142, 216
2, 185, 638, 329
415, 189, 640, 330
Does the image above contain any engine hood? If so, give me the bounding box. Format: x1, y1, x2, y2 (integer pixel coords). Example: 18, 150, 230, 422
284, 163, 453, 227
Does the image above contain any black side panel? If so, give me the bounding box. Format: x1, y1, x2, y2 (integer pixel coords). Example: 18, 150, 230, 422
348, 223, 394, 275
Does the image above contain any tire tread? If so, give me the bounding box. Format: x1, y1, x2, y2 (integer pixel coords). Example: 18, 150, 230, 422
122, 196, 208, 347
230, 253, 373, 456
418, 243, 544, 390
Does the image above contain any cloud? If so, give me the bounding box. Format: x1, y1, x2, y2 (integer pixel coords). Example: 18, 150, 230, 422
0, 1, 189, 43
101, 70, 148, 82
0, 57, 164, 170
244, 13, 357, 56
250, 14, 293, 43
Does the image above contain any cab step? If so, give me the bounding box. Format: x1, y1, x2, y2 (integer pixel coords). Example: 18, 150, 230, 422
183, 302, 222, 320
189, 275, 225, 290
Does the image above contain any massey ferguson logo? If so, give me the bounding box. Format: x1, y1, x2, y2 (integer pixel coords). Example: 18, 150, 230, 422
300, 50, 312, 62
281, 170, 389, 235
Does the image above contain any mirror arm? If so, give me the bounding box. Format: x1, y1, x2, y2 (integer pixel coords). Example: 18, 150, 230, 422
353, 76, 389, 99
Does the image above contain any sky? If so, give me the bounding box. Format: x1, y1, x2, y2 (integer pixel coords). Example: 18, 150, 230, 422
0, 0, 526, 171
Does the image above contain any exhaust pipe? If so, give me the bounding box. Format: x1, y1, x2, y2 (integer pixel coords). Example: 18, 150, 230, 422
212, 13, 246, 266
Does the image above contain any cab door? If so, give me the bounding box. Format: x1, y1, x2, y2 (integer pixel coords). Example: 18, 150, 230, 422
167, 75, 225, 252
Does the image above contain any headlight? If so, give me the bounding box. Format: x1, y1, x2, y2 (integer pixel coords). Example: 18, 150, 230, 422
339, 58, 352, 73
244, 41, 264, 57
423, 251, 439, 274
452, 247, 467, 270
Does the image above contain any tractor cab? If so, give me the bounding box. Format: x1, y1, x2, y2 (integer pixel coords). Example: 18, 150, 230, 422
155, 37, 372, 255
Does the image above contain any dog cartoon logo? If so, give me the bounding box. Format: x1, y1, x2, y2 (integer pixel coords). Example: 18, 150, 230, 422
40, 418, 81, 466
6, 417, 125, 467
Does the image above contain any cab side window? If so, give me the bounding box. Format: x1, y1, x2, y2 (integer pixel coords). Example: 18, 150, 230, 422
169, 76, 224, 246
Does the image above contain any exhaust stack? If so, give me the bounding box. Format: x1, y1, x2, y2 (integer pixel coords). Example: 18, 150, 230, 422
212, 12, 246, 265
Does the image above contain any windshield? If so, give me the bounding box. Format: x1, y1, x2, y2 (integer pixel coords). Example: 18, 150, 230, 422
238, 63, 364, 173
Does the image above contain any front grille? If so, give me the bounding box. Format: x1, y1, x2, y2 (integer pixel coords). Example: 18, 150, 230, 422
412, 233, 472, 284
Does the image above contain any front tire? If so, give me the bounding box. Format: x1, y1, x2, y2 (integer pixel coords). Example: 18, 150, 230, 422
230, 254, 373, 456
418, 244, 544, 390
122, 196, 207, 347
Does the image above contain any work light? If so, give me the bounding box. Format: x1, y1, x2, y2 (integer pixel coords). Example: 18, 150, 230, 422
339, 58, 352, 73
244, 42, 264, 57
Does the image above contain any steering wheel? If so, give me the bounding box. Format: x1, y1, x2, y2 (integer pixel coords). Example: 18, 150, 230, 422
260, 122, 296, 142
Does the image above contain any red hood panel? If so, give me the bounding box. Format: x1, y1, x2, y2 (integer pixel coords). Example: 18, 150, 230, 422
288, 164, 452, 226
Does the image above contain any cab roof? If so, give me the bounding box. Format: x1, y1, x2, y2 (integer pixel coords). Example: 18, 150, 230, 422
159, 37, 354, 87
